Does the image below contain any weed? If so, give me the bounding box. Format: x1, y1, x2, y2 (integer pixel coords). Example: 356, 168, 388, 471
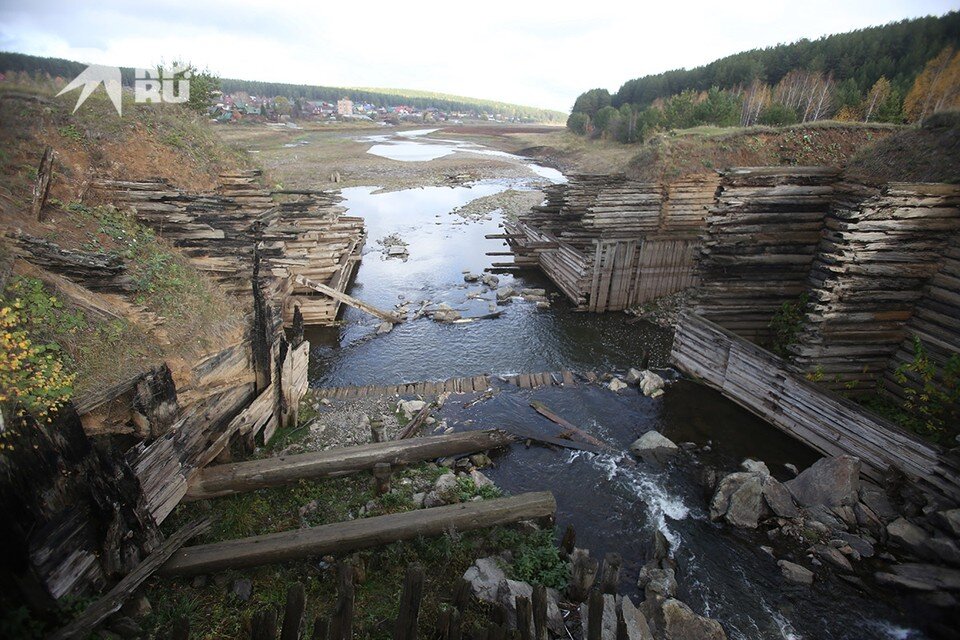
57, 124, 84, 142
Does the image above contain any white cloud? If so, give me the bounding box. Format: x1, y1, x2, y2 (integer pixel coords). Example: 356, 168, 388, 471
0, 0, 955, 111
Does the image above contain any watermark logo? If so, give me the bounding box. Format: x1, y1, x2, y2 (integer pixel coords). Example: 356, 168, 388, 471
58, 64, 191, 116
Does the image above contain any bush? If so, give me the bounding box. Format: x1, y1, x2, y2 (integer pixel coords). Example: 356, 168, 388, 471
892, 336, 960, 443
768, 293, 808, 357
758, 103, 799, 126
567, 111, 590, 135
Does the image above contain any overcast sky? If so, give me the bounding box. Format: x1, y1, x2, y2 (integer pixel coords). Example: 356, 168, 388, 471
1, 0, 955, 112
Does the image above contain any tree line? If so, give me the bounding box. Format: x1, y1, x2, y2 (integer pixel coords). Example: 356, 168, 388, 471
567, 12, 960, 142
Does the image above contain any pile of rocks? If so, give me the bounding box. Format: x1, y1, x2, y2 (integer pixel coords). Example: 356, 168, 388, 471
607, 368, 666, 397
707, 454, 960, 609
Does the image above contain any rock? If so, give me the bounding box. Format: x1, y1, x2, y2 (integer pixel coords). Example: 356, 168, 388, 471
433, 309, 462, 322
424, 472, 460, 507
859, 483, 898, 521
470, 453, 492, 468
496, 287, 516, 301
608, 378, 628, 392
521, 288, 546, 297
398, 400, 426, 419
922, 536, 960, 567
637, 565, 677, 599
933, 509, 960, 538
630, 431, 679, 464
121, 594, 152, 619
874, 563, 960, 592
463, 557, 506, 602
376, 321, 393, 335
469, 469, 494, 490
108, 616, 142, 638
778, 560, 814, 585
624, 368, 644, 384
740, 459, 769, 477
784, 463, 799, 477
482, 274, 499, 288
661, 599, 727, 640
887, 517, 930, 556
536, 301, 551, 310
762, 477, 800, 518
786, 455, 861, 507
838, 532, 875, 558
813, 544, 853, 572
831, 505, 857, 529
639, 370, 665, 397
231, 578, 253, 602
464, 273, 480, 283
579, 593, 617, 640
620, 596, 654, 640
411, 492, 425, 508
709, 472, 767, 528
806, 504, 848, 532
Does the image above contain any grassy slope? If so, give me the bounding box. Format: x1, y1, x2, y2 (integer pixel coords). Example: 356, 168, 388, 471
349, 86, 567, 119
0, 78, 247, 399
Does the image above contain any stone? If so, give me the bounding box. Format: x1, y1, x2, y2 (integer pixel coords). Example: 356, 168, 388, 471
482, 274, 499, 288
486, 577, 565, 635
805, 505, 848, 532
464, 273, 480, 282
433, 309, 462, 322
859, 483, 898, 521
108, 616, 142, 637
423, 472, 459, 507
922, 536, 960, 567
398, 400, 426, 419
231, 578, 253, 602
496, 287, 516, 301
740, 459, 770, 477
786, 455, 861, 507
637, 565, 677, 599
608, 378, 628, 392
778, 560, 814, 585
376, 321, 393, 335
521, 288, 546, 297
724, 475, 765, 529
121, 594, 152, 619
887, 517, 930, 556
463, 557, 506, 602
411, 492, 425, 508
813, 544, 853, 572
784, 463, 799, 477
624, 368, 644, 384
469, 469, 494, 490
838, 532, 875, 558
578, 593, 617, 640
630, 431, 679, 464
831, 505, 857, 529
933, 509, 960, 538
639, 370, 665, 397
620, 595, 654, 640
536, 301, 551, 310
762, 477, 800, 518
874, 563, 960, 592
469, 453, 492, 468
661, 599, 726, 640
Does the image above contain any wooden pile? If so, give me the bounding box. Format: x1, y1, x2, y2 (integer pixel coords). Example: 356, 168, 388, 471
883, 232, 960, 404
693, 166, 838, 342
507, 174, 717, 311
791, 183, 960, 393
671, 312, 960, 502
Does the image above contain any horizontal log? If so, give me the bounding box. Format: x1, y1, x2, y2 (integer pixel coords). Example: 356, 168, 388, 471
185, 430, 515, 500
161, 492, 556, 575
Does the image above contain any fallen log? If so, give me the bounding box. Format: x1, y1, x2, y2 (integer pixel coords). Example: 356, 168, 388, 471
185, 430, 515, 500
32, 146, 53, 221
398, 404, 433, 439
501, 426, 604, 453
161, 492, 556, 576
528, 402, 619, 453
49, 517, 212, 640
294, 274, 402, 323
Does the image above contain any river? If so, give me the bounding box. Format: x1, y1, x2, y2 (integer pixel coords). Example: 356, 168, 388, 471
304, 129, 927, 640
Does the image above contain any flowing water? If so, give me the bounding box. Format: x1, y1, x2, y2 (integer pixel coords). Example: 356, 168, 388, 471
304, 130, 928, 639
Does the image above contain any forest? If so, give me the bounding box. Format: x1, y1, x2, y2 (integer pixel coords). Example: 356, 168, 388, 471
0, 52, 566, 123
568, 12, 960, 142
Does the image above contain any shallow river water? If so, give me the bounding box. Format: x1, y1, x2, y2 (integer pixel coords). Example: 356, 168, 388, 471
305, 130, 928, 639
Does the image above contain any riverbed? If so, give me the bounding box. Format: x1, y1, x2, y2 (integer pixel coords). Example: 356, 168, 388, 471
303, 129, 928, 640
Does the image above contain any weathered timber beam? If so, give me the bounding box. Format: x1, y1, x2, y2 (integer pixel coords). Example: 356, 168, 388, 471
185, 430, 515, 500
294, 274, 401, 323
50, 517, 212, 640
161, 492, 556, 576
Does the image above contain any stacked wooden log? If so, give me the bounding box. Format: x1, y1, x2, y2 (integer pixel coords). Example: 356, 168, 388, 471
883, 232, 960, 405
693, 166, 839, 342
510, 174, 717, 310
791, 183, 960, 393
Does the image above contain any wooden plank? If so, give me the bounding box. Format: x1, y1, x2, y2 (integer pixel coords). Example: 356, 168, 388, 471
49, 517, 212, 640
161, 493, 557, 576
295, 275, 400, 323
529, 401, 618, 453
186, 430, 515, 500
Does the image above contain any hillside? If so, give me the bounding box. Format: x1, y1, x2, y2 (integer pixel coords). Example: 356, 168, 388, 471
0, 52, 566, 123
568, 12, 960, 142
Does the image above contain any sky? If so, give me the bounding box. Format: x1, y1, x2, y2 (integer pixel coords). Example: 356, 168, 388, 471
0, 0, 956, 112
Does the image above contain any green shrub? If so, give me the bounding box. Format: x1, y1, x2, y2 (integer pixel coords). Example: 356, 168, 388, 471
769, 293, 809, 357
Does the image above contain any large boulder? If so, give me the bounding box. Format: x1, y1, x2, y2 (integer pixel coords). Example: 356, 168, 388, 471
762, 477, 800, 518
887, 517, 930, 556
874, 562, 960, 592
463, 557, 505, 602
630, 431, 679, 464
709, 472, 768, 528
661, 599, 726, 640
398, 400, 426, 419
786, 456, 861, 507
778, 560, 814, 586
620, 596, 654, 640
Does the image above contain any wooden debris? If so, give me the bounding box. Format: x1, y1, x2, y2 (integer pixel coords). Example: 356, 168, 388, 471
32, 146, 53, 221
280, 583, 307, 640
393, 564, 425, 640
49, 517, 212, 640
186, 430, 514, 500
161, 493, 556, 576
329, 562, 355, 640
529, 401, 619, 453
398, 404, 433, 439
295, 274, 401, 323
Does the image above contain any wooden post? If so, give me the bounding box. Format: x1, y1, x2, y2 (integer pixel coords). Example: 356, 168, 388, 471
488, 624, 507, 640
393, 564, 425, 640
600, 553, 622, 594
567, 548, 598, 604
251, 608, 279, 640
32, 146, 53, 222
560, 524, 576, 556
615, 605, 629, 640
447, 610, 462, 640
373, 463, 392, 496
516, 596, 532, 640
587, 591, 604, 640
311, 617, 329, 640
329, 562, 355, 640
531, 585, 548, 640
452, 578, 471, 613
280, 583, 307, 640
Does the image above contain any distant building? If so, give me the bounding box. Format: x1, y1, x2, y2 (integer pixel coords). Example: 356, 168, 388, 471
337, 98, 353, 116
